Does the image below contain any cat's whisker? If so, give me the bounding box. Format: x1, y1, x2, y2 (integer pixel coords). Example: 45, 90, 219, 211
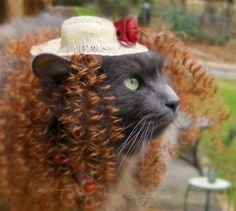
141, 140, 145, 163
142, 126, 154, 163
140, 124, 149, 161
116, 126, 143, 163
132, 120, 149, 155
141, 121, 151, 161
114, 122, 136, 154
119, 122, 136, 133
116, 118, 144, 152
144, 122, 152, 152
122, 120, 146, 156
117, 120, 146, 172
124, 117, 146, 141
149, 122, 154, 141
116, 129, 140, 158
116, 117, 146, 156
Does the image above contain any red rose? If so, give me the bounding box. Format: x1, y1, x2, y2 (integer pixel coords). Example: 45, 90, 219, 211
114, 17, 139, 46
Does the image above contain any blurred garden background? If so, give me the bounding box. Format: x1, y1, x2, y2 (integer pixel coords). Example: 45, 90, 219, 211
0, 0, 236, 210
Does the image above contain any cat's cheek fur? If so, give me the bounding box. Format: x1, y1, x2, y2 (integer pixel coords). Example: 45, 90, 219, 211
101, 123, 179, 211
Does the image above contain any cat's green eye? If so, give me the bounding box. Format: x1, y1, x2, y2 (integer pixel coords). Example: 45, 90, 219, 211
124, 78, 139, 91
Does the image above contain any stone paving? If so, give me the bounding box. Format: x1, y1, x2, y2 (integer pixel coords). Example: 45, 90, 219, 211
147, 158, 222, 211
199, 60, 236, 80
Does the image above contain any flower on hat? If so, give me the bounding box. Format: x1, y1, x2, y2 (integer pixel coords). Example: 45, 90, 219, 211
114, 17, 140, 46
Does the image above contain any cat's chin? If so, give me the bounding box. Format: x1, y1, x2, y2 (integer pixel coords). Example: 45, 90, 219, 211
114, 113, 176, 155
151, 116, 176, 138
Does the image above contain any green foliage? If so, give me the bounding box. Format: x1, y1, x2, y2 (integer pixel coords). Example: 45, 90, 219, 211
201, 79, 236, 204
96, 0, 128, 17
224, 127, 236, 146
162, 7, 201, 36
217, 79, 236, 115
217, 79, 236, 146
193, 31, 230, 45
206, 34, 230, 46
75, 7, 100, 16
162, 7, 230, 45
54, 0, 87, 6
95, 0, 141, 19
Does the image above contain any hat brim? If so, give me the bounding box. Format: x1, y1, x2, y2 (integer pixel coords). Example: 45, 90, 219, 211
30, 38, 149, 57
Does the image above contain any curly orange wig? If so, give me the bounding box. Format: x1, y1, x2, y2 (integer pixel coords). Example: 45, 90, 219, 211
0, 25, 229, 211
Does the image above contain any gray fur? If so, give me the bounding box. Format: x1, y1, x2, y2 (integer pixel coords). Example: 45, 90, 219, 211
0, 12, 67, 87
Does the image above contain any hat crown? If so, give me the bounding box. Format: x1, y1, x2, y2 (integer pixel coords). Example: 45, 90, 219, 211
61, 16, 119, 52
31, 16, 148, 56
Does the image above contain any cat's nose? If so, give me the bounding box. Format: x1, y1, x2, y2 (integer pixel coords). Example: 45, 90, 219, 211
165, 100, 179, 113
165, 85, 179, 113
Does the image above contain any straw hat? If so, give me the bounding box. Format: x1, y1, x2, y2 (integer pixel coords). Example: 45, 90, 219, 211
31, 16, 148, 56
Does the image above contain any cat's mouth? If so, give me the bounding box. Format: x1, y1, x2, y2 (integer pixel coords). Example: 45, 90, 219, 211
146, 112, 176, 138
114, 112, 176, 155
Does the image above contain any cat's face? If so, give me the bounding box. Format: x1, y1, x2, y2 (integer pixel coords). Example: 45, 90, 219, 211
32, 51, 179, 155
101, 51, 179, 153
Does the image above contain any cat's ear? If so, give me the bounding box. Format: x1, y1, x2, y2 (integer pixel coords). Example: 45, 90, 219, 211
32, 53, 71, 88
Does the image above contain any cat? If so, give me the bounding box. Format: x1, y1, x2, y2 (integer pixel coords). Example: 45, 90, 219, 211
0, 14, 179, 211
